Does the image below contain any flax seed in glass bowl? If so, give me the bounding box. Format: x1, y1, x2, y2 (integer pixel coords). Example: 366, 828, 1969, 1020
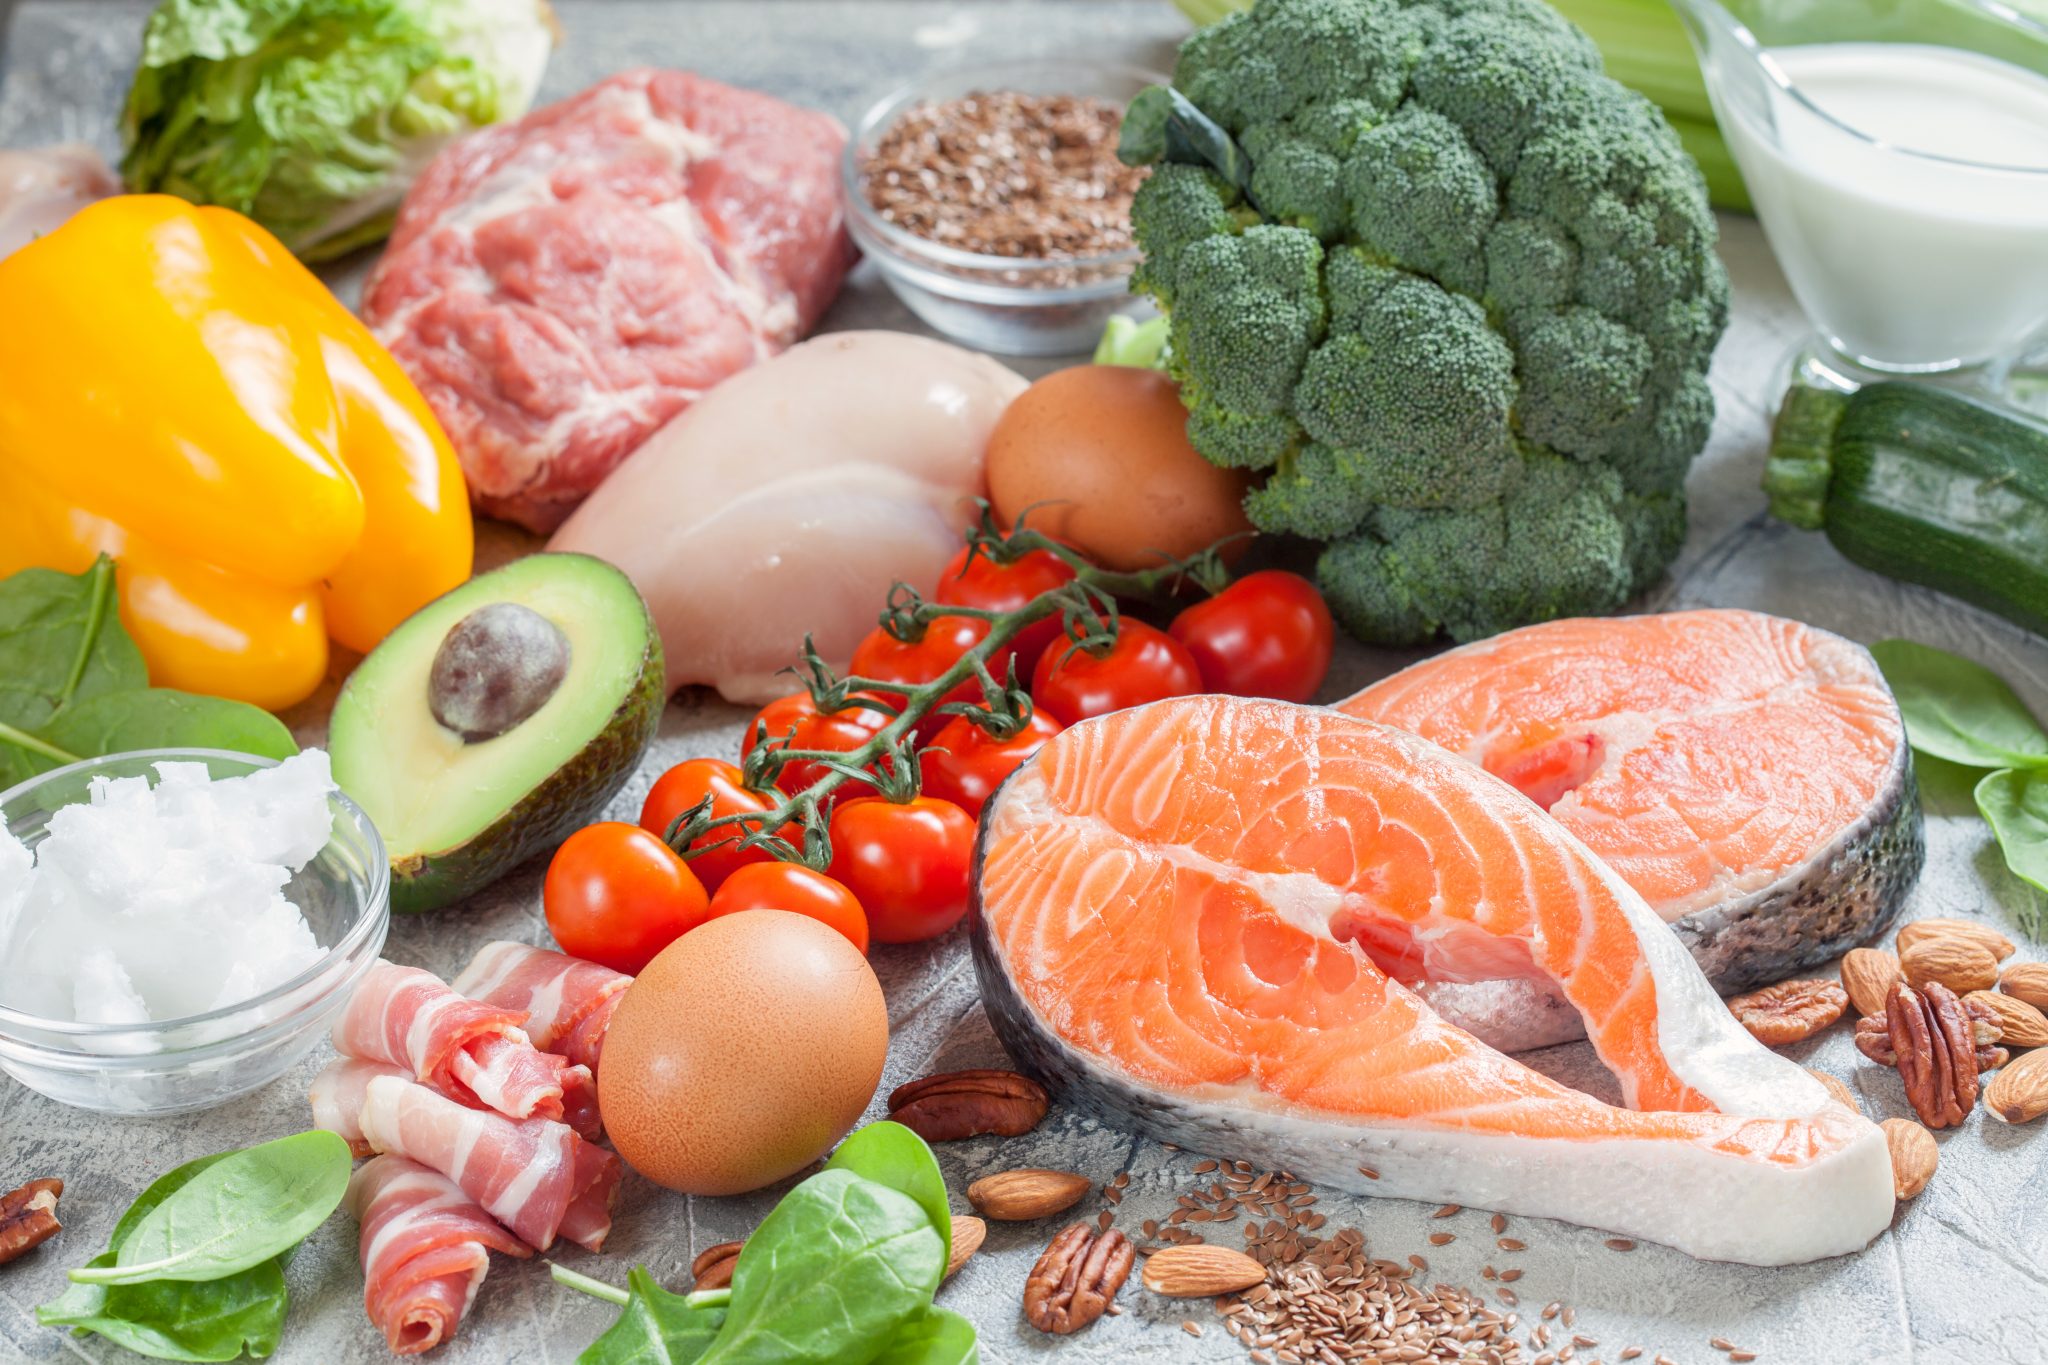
843, 60, 1166, 356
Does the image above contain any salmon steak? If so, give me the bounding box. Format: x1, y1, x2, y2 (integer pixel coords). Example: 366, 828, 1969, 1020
970, 696, 1893, 1265
1340, 609, 1920, 1045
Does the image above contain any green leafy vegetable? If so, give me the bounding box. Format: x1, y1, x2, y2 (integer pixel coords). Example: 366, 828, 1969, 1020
560, 1122, 970, 1365
1118, 85, 1256, 199
35, 1141, 341, 1360
72, 1131, 351, 1286
121, 0, 555, 260
1870, 639, 2048, 771
1978, 769, 2048, 896
0, 557, 296, 788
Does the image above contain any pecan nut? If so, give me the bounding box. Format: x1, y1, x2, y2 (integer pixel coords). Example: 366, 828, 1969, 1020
0, 1178, 62, 1265
888, 1069, 1049, 1142
690, 1240, 743, 1291
1023, 1223, 1133, 1334
1855, 980, 2005, 1128
1727, 978, 1848, 1046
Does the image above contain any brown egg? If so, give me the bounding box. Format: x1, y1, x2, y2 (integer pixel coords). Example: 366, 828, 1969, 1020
986, 364, 1254, 572
599, 909, 889, 1195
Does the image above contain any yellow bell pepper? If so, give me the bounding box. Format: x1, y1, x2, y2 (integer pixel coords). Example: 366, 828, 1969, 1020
0, 195, 472, 711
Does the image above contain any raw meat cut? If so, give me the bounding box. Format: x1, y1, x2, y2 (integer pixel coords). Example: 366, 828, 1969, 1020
334, 959, 586, 1127
0, 146, 115, 259
362, 68, 856, 532
550, 331, 1026, 703
452, 941, 629, 1073
351, 1070, 621, 1253
311, 1058, 408, 1157
347, 1155, 530, 1355
971, 695, 1893, 1265
1339, 610, 1921, 1020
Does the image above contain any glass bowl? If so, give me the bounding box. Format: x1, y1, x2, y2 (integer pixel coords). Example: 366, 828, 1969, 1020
842, 59, 1166, 357
0, 748, 388, 1116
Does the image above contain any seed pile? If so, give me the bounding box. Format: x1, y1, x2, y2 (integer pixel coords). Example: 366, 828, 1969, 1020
860, 91, 1147, 260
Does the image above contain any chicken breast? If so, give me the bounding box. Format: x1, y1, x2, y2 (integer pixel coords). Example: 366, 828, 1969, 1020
547, 331, 1026, 703
0, 145, 116, 259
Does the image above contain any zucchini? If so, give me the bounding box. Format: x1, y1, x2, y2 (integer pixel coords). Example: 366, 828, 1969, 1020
1764, 382, 2048, 636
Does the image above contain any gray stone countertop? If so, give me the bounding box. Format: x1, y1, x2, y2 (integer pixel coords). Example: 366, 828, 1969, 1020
3, 3, 2048, 1363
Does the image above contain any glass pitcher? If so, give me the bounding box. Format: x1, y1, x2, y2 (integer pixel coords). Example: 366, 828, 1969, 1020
1673, 0, 2048, 399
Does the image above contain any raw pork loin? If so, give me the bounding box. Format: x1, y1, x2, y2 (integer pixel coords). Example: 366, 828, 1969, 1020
363, 69, 856, 532
0, 146, 115, 259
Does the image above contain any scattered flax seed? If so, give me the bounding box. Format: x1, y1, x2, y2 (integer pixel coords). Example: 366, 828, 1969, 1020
1575, 1335, 1598, 1348
1428, 1231, 1456, 1246
1498, 1237, 1527, 1252
1104, 1186, 1122, 1205
1408, 1253, 1429, 1271
1195, 1159, 1220, 1174
1491, 1212, 1509, 1234
1730, 1353, 1758, 1363
1543, 1302, 1563, 1321
1357, 1164, 1379, 1179
1097, 1210, 1114, 1233
1712, 1339, 1736, 1352
1432, 1203, 1462, 1218
1183, 1320, 1204, 1338
1564, 1307, 1577, 1329
1499, 1288, 1519, 1306
1620, 1351, 1643, 1362
1500, 1268, 1524, 1283
1605, 1237, 1636, 1252
1483, 1265, 1499, 1280
1656, 1356, 1679, 1365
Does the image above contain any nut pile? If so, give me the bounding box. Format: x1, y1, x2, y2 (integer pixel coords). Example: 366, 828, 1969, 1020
860, 91, 1147, 261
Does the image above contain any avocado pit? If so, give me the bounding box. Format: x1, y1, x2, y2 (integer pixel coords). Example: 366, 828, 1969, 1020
428, 602, 571, 742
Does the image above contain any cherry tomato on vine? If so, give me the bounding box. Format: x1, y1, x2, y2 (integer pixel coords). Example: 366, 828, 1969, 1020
850, 614, 1006, 706
918, 709, 1063, 815
544, 822, 710, 974
826, 796, 976, 944
638, 757, 793, 892
706, 862, 869, 954
933, 543, 1082, 677
1168, 571, 1335, 703
742, 691, 893, 796
1031, 619, 1203, 726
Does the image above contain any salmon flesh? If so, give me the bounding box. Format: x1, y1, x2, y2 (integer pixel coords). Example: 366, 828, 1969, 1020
970, 696, 1894, 1265
1340, 610, 1921, 1047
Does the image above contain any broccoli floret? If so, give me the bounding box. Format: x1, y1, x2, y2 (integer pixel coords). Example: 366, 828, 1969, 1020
1122, 0, 1728, 644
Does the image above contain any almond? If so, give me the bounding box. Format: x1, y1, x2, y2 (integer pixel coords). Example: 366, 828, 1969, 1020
1806, 1067, 1859, 1114
1966, 989, 2048, 1049
1987, 1048, 2048, 1125
946, 1214, 986, 1279
1879, 1117, 1937, 1200
968, 1169, 1092, 1221
1140, 1243, 1270, 1297
2001, 961, 2048, 1010
1899, 937, 2000, 994
1897, 918, 2014, 962
1840, 947, 1902, 1017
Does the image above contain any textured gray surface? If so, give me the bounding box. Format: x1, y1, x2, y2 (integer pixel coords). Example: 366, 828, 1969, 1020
4, 3, 2048, 1362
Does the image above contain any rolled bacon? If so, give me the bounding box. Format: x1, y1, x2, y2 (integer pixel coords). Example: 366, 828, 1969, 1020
336, 959, 589, 1131
451, 942, 630, 1073
355, 1072, 621, 1253
312, 1058, 410, 1157
347, 1155, 530, 1355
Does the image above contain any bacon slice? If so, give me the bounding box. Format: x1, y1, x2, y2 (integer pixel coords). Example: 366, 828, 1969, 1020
312, 1058, 410, 1157
452, 941, 630, 1073
347, 1155, 530, 1355
356, 1072, 621, 1253
336, 959, 582, 1126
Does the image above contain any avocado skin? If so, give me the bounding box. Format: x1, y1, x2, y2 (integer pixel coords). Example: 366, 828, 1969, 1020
390, 629, 666, 914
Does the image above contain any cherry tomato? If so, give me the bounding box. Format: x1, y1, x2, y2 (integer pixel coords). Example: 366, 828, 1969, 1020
1031, 619, 1204, 726
918, 709, 1063, 816
706, 861, 869, 954
638, 757, 793, 893
1168, 570, 1335, 703
544, 822, 710, 974
826, 796, 976, 944
742, 691, 893, 797
850, 615, 1005, 706
933, 544, 1081, 678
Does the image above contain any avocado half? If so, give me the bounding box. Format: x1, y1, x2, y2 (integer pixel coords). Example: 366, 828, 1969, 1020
331, 553, 665, 914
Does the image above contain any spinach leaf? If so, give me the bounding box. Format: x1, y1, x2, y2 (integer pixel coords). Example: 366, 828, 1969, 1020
1117, 85, 1257, 201
1978, 769, 2048, 895
868, 1306, 980, 1365
73, 1131, 351, 1285
40, 690, 296, 768
37, 1254, 286, 1362
703, 1170, 944, 1365
823, 1120, 952, 1266
574, 1267, 729, 1365
1871, 639, 2048, 771
0, 557, 297, 788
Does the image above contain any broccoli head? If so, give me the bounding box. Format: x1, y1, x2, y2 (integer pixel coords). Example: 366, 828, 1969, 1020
1123, 0, 1729, 644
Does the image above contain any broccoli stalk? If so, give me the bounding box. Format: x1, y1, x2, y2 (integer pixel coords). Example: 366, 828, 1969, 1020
1120, 0, 1729, 646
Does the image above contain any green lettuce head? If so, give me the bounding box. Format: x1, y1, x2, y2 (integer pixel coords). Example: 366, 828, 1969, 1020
120, 0, 555, 261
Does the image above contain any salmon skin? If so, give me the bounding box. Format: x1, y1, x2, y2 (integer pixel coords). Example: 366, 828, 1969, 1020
970, 696, 1893, 1266
1340, 610, 1921, 1043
